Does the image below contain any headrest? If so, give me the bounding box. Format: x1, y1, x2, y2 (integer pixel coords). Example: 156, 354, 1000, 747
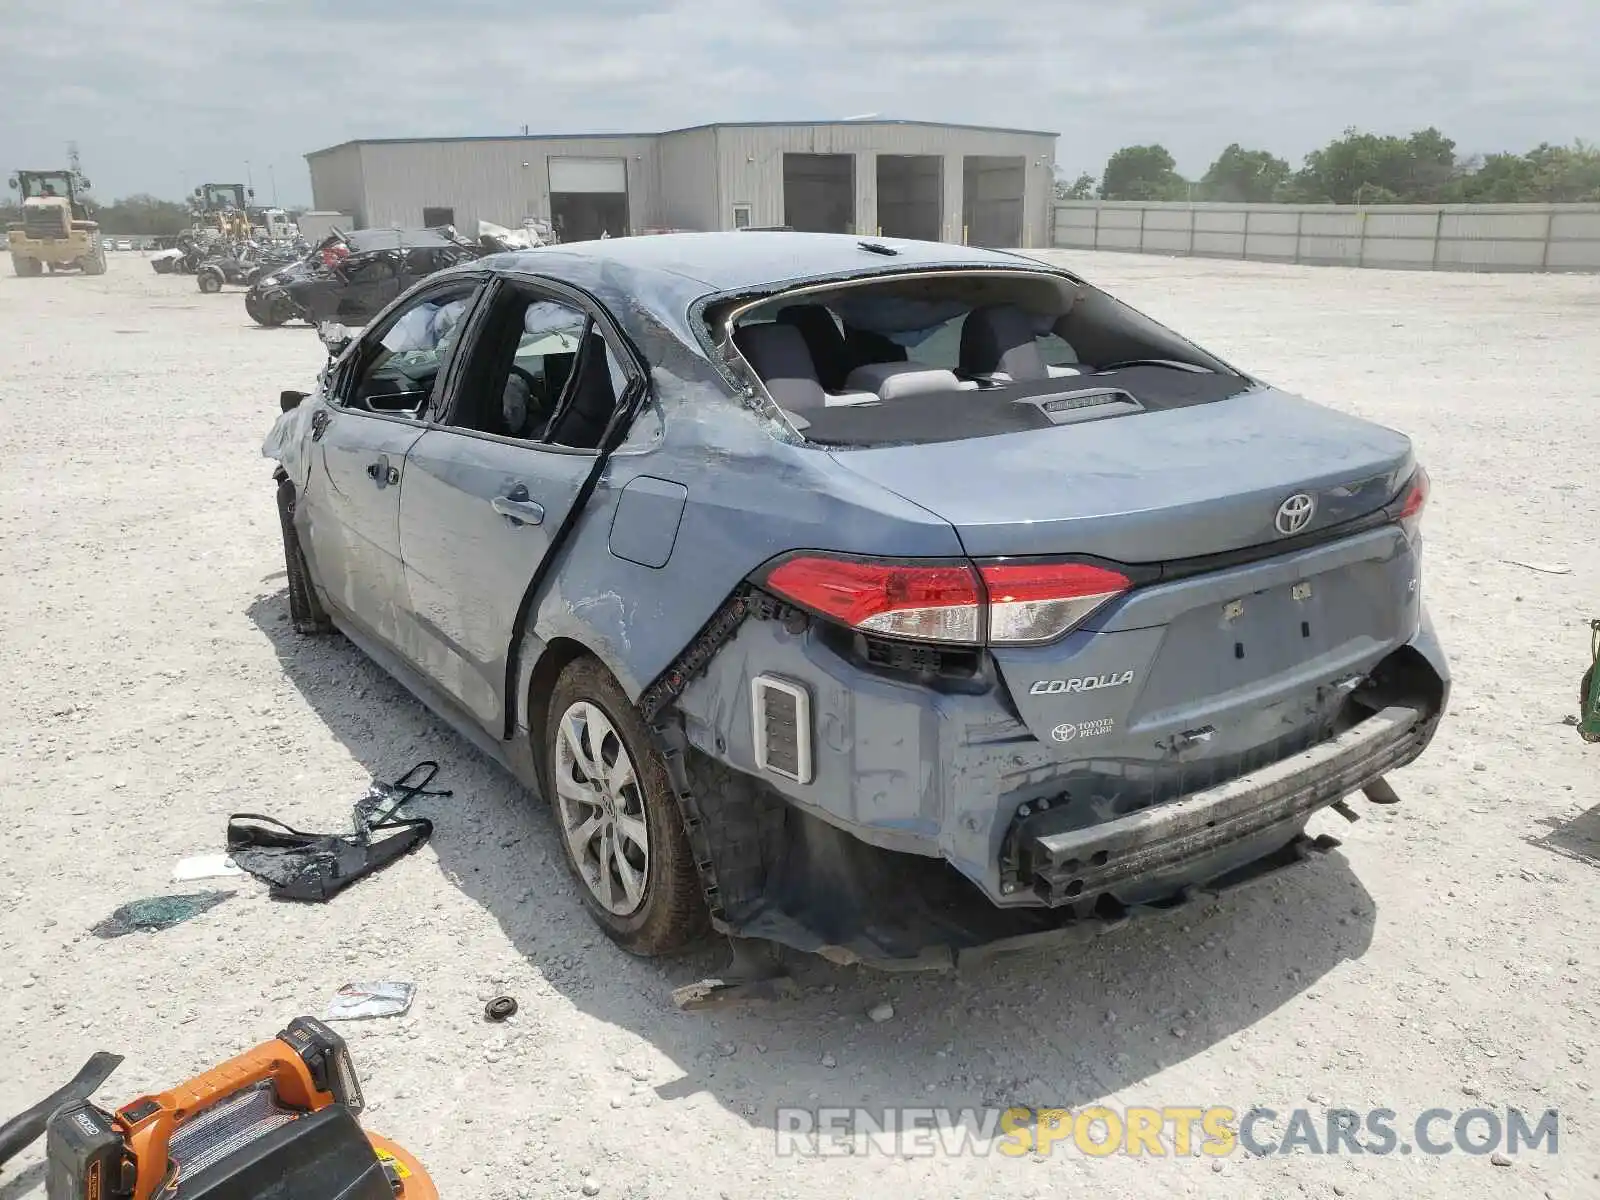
777, 304, 851, 390
845, 361, 964, 400
959, 303, 1048, 381
733, 322, 826, 412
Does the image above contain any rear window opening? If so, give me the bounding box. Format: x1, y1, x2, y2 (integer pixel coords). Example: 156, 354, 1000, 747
709, 269, 1253, 447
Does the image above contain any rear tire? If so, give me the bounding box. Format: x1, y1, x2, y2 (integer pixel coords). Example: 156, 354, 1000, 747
80, 243, 107, 275
1581, 665, 1599, 744
543, 657, 709, 956
275, 476, 331, 635
12, 254, 42, 277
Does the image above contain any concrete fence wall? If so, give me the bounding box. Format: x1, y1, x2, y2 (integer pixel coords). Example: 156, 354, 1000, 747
1052, 201, 1600, 272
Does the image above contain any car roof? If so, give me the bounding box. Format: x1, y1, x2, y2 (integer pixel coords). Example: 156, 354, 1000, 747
485, 231, 1052, 295
342, 228, 460, 252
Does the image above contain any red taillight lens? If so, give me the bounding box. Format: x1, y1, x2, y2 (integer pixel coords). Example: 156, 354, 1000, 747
763, 556, 983, 643
1397, 465, 1429, 522
980, 562, 1131, 644
761, 555, 1132, 645
1395, 465, 1429, 538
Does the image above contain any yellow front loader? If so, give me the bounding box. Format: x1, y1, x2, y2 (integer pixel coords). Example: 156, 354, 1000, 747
6, 169, 106, 276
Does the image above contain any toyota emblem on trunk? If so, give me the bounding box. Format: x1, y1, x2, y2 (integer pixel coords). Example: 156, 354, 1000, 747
1274, 493, 1315, 535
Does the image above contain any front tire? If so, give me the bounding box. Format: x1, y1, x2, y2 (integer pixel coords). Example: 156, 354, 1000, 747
275, 476, 331, 635
248, 290, 290, 327
544, 658, 708, 955
197, 269, 223, 294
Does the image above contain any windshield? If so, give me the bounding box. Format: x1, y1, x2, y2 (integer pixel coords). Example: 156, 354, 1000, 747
21, 173, 72, 200
204, 185, 245, 210
722, 271, 1244, 447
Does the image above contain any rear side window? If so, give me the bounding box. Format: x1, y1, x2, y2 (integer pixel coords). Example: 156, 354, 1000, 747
444, 290, 634, 450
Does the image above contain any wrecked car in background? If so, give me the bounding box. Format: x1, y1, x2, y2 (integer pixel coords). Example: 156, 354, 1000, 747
246, 228, 479, 327
262, 231, 1448, 969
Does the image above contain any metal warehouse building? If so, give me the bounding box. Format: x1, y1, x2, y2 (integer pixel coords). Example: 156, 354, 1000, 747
305, 120, 1058, 248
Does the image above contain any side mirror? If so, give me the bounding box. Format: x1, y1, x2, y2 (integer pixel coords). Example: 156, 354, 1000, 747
248, 188, 255, 200
317, 321, 354, 359
81, 178, 91, 190
6, 177, 16, 191
280, 389, 308, 413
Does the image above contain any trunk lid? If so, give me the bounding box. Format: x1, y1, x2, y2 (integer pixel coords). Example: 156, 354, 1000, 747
827, 387, 1413, 562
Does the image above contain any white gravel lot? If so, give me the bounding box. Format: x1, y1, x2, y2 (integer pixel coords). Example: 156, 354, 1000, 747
1, 250, 1596, 1200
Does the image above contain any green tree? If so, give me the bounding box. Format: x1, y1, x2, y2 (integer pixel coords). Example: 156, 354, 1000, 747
94, 194, 191, 235
1523, 141, 1600, 201
1199, 144, 1290, 202
1099, 145, 1188, 201
1288, 127, 1458, 203
1055, 171, 1097, 200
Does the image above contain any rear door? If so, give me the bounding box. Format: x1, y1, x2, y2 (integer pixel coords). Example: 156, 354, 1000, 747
300, 276, 487, 646
396, 275, 639, 732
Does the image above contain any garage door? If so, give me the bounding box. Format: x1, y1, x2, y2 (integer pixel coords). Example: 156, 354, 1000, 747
547, 157, 627, 193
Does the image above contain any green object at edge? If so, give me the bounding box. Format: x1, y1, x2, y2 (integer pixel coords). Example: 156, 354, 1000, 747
1580, 620, 1600, 743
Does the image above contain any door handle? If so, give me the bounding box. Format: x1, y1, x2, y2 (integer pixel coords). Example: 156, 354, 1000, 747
365, 455, 399, 486
492, 485, 544, 527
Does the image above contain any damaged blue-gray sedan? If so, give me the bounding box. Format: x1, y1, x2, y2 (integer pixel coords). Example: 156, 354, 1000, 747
263, 231, 1448, 972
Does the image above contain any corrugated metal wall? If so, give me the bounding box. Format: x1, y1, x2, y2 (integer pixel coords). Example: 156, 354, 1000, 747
304, 145, 367, 224
656, 128, 719, 231
308, 124, 1058, 244
317, 137, 661, 233
712, 124, 1055, 245
1053, 201, 1600, 272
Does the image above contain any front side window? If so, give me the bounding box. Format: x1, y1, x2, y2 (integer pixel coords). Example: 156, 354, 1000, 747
340, 286, 478, 415
342, 253, 399, 285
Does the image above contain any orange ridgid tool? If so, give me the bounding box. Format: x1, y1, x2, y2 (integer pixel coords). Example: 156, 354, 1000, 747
44, 1016, 436, 1200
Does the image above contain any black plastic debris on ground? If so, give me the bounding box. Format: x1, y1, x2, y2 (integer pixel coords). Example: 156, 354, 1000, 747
91, 891, 235, 938
226, 761, 451, 903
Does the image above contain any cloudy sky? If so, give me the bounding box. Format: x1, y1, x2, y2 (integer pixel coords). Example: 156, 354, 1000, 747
2, 0, 1595, 205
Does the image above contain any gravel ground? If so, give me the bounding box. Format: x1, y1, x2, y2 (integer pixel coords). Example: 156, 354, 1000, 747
1, 251, 1596, 1200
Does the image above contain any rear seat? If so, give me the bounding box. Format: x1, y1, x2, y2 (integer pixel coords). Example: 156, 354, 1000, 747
733, 322, 878, 412
959, 303, 1084, 383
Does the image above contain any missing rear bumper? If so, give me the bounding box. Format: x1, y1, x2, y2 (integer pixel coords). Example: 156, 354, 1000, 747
1009, 704, 1427, 906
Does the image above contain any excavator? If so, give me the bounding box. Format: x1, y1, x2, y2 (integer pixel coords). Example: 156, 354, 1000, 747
6, 167, 106, 276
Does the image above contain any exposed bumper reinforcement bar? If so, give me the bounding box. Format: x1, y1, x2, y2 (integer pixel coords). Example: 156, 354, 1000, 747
1019, 704, 1426, 906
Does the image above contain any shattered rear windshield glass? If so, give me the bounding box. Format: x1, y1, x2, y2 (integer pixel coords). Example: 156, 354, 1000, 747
723, 274, 1246, 447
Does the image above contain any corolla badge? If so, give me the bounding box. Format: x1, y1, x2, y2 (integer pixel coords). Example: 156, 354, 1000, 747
1274, 492, 1316, 536
1029, 672, 1134, 695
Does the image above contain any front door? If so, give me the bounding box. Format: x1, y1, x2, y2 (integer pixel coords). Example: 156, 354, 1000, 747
301, 277, 486, 645
397, 279, 638, 732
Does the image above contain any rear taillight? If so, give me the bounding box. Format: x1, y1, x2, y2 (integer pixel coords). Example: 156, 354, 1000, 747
980, 562, 1132, 644
761, 555, 1131, 645
1394, 465, 1429, 537
763, 556, 982, 642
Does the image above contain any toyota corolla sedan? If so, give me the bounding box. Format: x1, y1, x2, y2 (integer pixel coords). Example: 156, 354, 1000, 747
263, 232, 1448, 968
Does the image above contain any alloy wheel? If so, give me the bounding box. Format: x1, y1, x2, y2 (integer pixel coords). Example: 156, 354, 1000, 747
553, 700, 650, 916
